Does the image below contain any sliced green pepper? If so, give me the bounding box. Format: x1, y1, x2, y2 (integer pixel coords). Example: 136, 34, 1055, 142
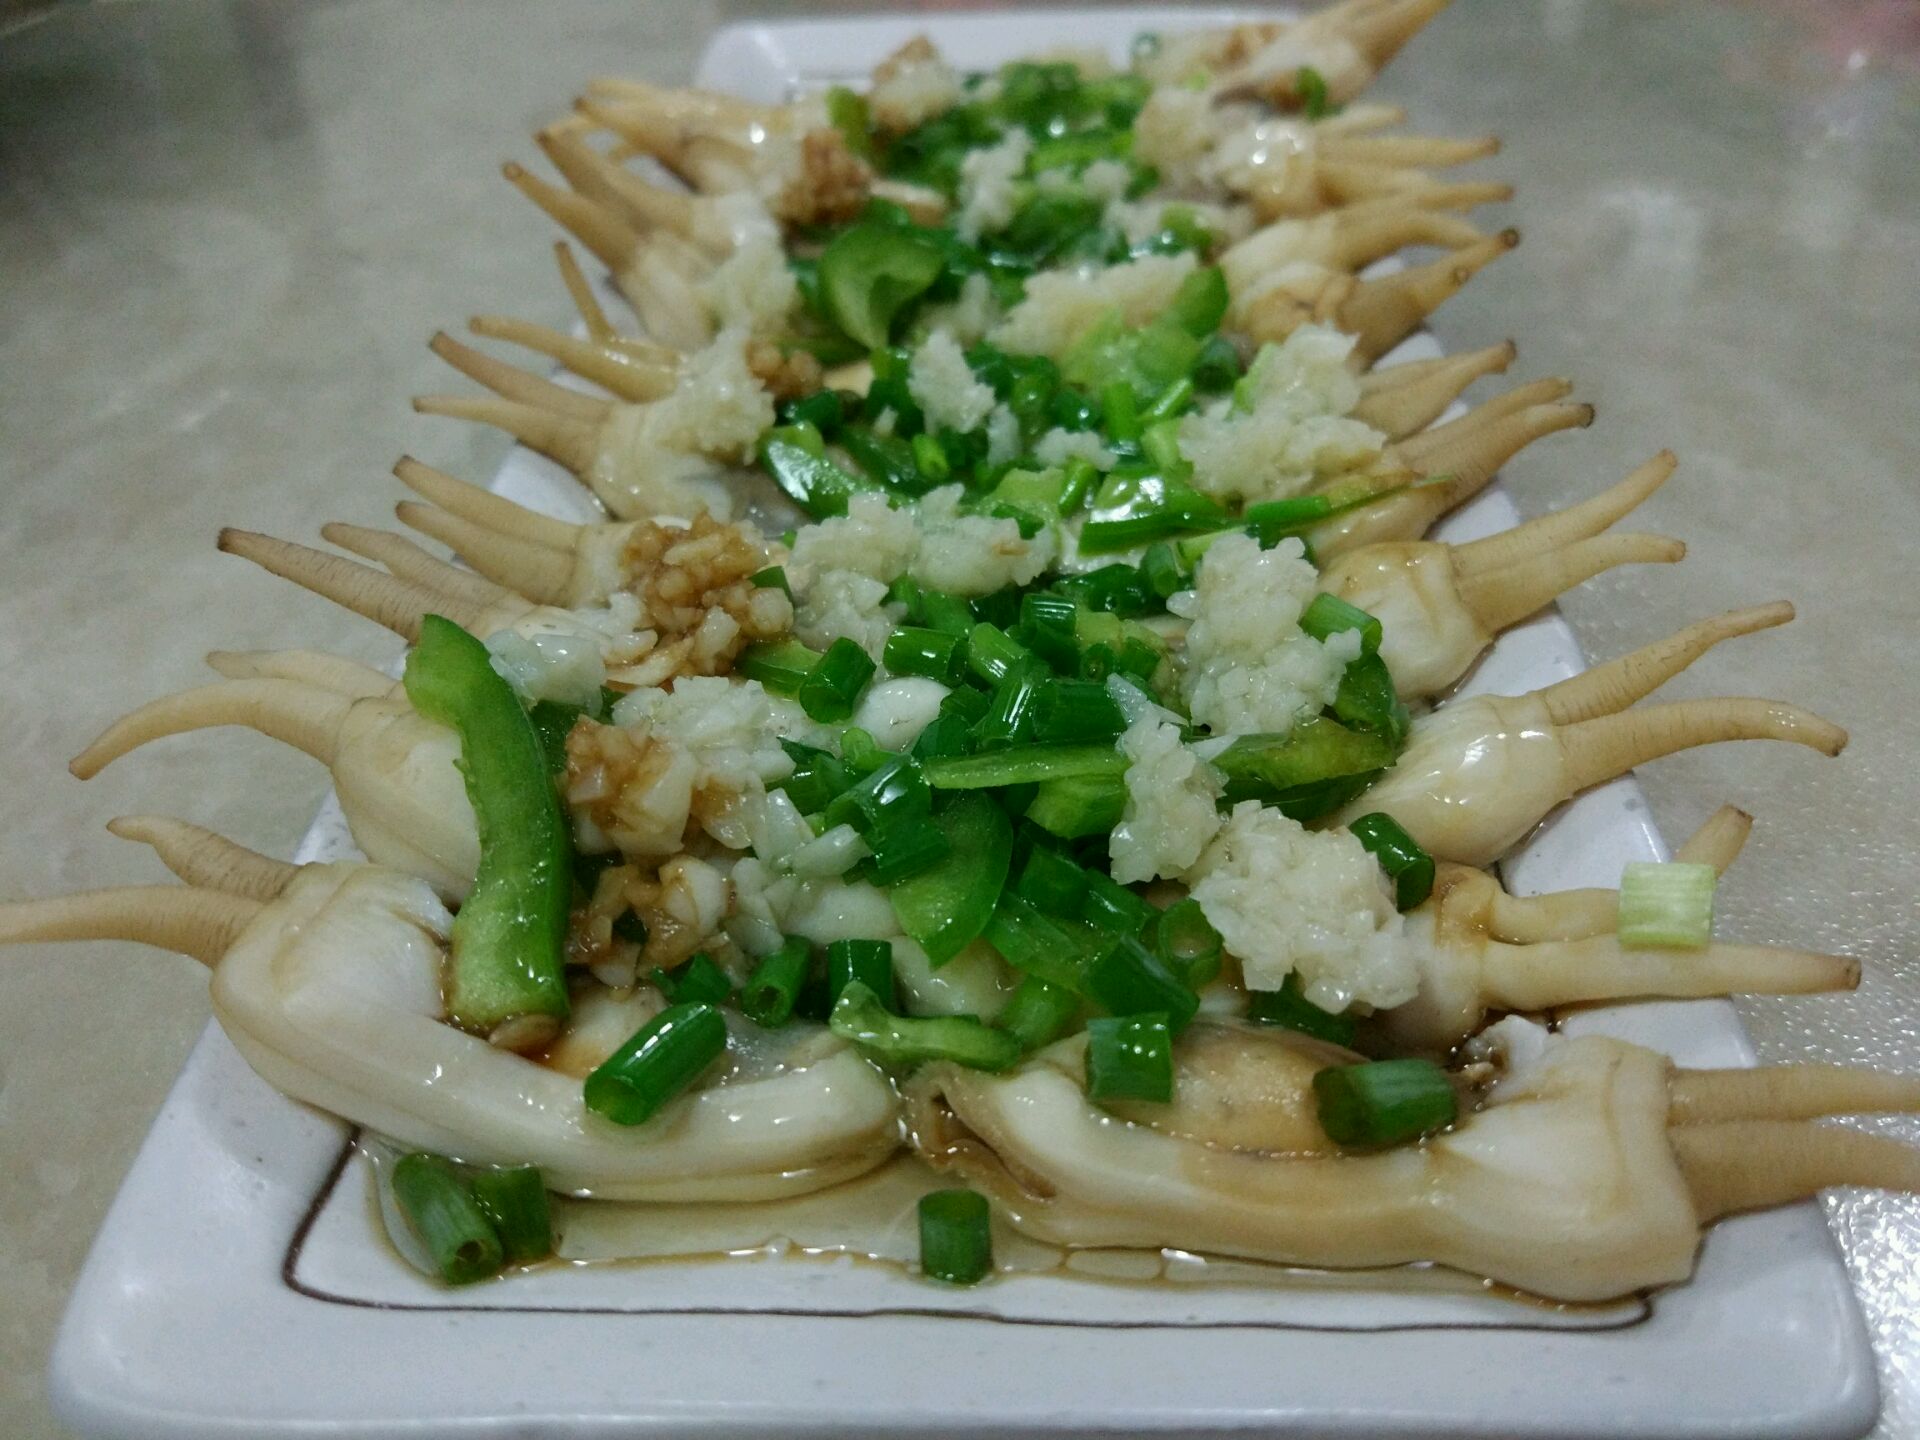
818, 223, 947, 349
887, 793, 1013, 966
403, 615, 571, 1036
1208, 719, 1397, 809
758, 435, 880, 519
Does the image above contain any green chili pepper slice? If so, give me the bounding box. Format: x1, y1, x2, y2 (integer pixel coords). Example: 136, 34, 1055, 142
403, 615, 571, 1037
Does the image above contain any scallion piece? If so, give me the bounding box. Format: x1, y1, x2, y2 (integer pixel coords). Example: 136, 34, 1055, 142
974, 665, 1046, 750
918, 1188, 994, 1285
390, 1153, 505, 1287
866, 816, 952, 885
996, 974, 1081, 1051
777, 740, 852, 814
1018, 591, 1080, 670
984, 892, 1098, 992
1086, 935, 1199, 1031
749, 565, 793, 600
738, 637, 822, 697
1025, 771, 1128, 838
911, 431, 952, 483
797, 637, 877, 723
1029, 679, 1127, 744
1616, 861, 1717, 949
827, 938, 896, 1009
1247, 973, 1357, 1047
830, 981, 1022, 1071
1142, 376, 1195, 426
469, 1164, 554, 1268
1138, 541, 1188, 600
1081, 871, 1154, 936
923, 743, 1128, 790
1169, 265, 1230, 336
1101, 380, 1141, 441
583, 1002, 728, 1127
656, 951, 733, 1006
1153, 897, 1223, 990
1347, 812, 1435, 911
1296, 64, 1337, 121
824, 753, 932, 836
1141, 417, 1185, 471
887, 793, 1013, 965
965, 622, 1035, 687
1300, 593, 1383, 654
741, 936, 812, 1028
1013, 845, 1090, 916
837, 726, 890, 777
1313, 1059, 1457, 1148
1084, 1013, 1174, 1103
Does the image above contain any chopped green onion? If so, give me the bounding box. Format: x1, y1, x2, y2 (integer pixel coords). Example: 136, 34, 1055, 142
1296, 65, 1337, 121
984, 892, 1099, 991
974, 665, 1047, 750
892, 577, 976, 635
1616, 861, 1717, 949
1190, 334, 1242, 391
1240, 494, 1335, 546
737, 637, 822, 696
1085, 1013, 1174, 1103
469, 1164, 554, 1268
1018, 591, 1080, 670
1142, 376, 1195, 426
741, 936, 812, 1028
824, 753, 932, 836
656, 951, 733, 1006
866, 814, 953, 885
583, 1002, 728, 1127
777, 740, 852, 814
837, 726, 890, 776
939, 683, 991, 724
748, 565, 792, 600
911, 431, 952, 483
818, 222, 946, 348
888, 793, 1013, 965
797, 637, 877, 723
1025, 771, 1128, 838
390, 1153, 505, 1286
910, 710, 974, 760
1347, 812, 1435, 911
1101, 380, 1141, 441
1301, 593, 1383, 654
996, 974, 1081, 1051
528, 698, 589, 776
840, 424, 926, 494
1028, 679, 1126, 744
1081, 871, 1154, 936
1054, 564, 1153, 617
778, 388, 847, 436
827, 938, 896, 1009
1013, 845, 1091, 916
1153, 897, 1223, 990
965, 621, 1034, 687
1313, 1059, 1457, 1148
924, 743, 1128, 790
830, 981, 1022, 1071
824, 85, 876, 159
1141, 417, 1185, 471
1169, 265, 1230, 336
1246, 973, 1357, 1047
1138, 541, 1189, 601
918, 1188, 993, 1285
1086, 934, 1199, 1030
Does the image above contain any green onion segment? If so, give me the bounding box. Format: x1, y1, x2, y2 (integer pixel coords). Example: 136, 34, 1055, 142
1616, 861, 1717, 948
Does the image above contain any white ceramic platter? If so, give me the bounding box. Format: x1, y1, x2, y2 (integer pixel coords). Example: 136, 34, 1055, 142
48, 8, 1879, 1438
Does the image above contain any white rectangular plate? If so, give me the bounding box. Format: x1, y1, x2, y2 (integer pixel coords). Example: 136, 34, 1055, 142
49, 9, 1878, 1438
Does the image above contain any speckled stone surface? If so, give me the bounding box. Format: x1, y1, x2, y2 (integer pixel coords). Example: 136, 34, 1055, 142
1, 1, 1915, 1435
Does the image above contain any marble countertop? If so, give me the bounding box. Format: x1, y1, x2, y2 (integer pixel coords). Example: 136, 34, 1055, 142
2, 1, 1917, 1434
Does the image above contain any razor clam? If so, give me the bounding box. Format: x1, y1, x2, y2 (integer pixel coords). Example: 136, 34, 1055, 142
0, 830, 902, 1201
906, 1021, 1920, 1303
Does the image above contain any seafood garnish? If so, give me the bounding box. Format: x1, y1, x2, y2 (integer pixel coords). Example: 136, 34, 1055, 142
8, 10, 1912, 1304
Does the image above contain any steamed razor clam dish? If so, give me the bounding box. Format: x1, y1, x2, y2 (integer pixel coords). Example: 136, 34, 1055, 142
8, 8, 1914, 1305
